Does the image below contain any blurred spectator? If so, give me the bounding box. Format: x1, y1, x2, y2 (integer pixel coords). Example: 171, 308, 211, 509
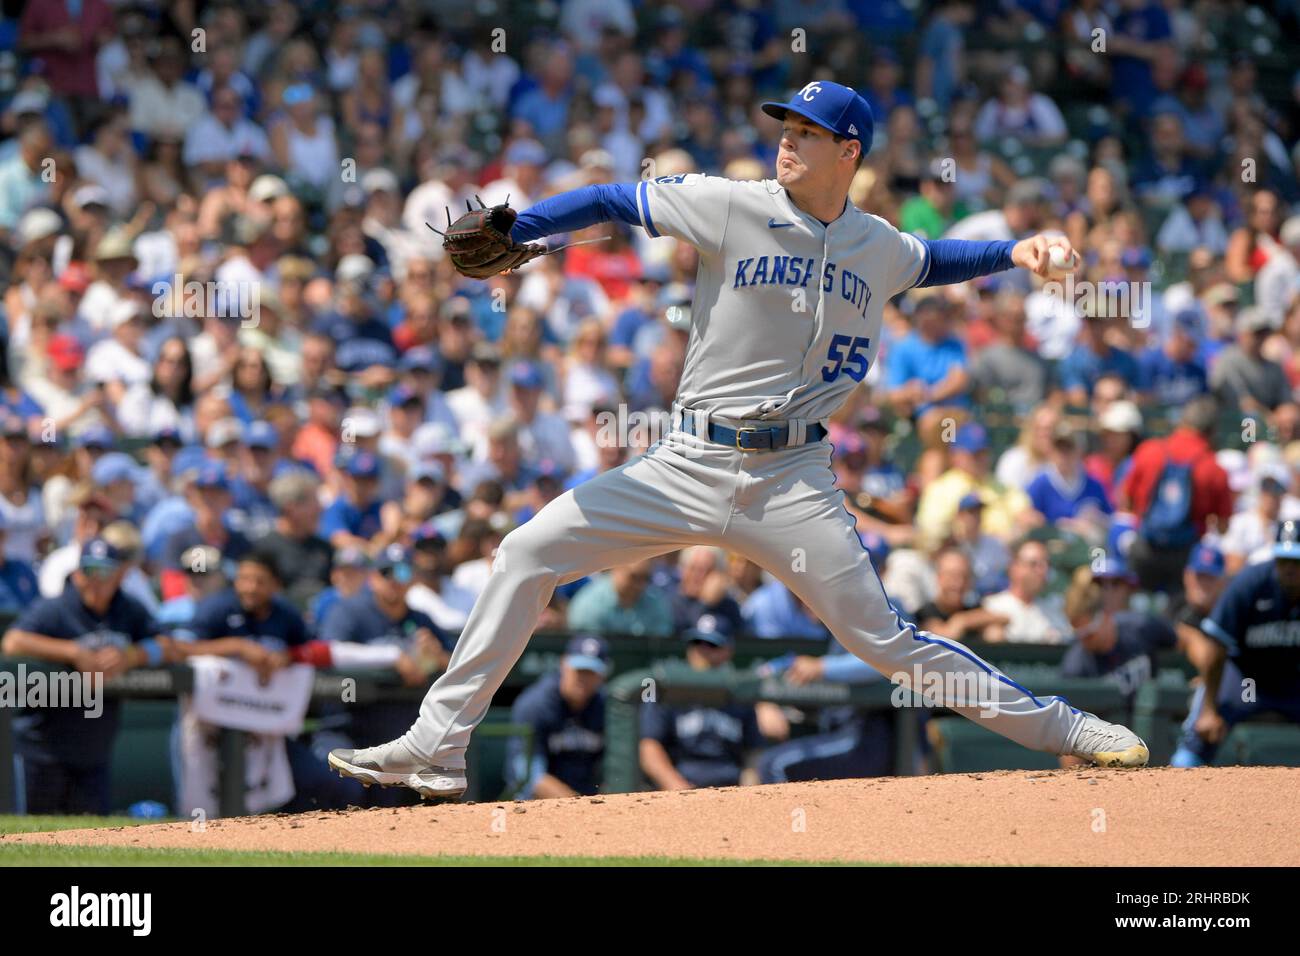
157, 544, 226, 628
258, 472, 332, 613
917, 423, 1033, 549
1085, 400, 1144, 501
672, 546, 745, 635
568, 560, 673, 638
1210, 307, 1290, 414
639, 615, 769, 789
1171, 542, 1228, 651
1121, 396, 1233, 593
973, 65, 1067, 146
1220, 466, 1297, 575
405, 523, 475, 633
968, 290, 1049, 413
508, 633, 609, 799
982, 539, 1071, 645
1058, 314, 1141, 405
1026, 421, 1112, 538
742, 577, 829, 640
884, 296, 971, 431
915, 545, 1002, 642
1138, 311, 1208, 407
949, 494, 1011, 596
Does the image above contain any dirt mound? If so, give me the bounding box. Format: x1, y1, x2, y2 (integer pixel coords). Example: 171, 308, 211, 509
7, 766, 1298, 865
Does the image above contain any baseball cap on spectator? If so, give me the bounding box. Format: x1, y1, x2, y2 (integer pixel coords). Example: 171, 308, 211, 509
1275, 520, 1300, 560
91, 451, 138, 486
336, 254, 375, 287
244, 420, 278, 449
1099, 400, 1143, 435
361, 168, 400, 195
413, 421, 466, 458
192, 462, 231, 492
1006, 179, 1050, 207
8, 89, 48, 116
79, 538, 124, 572
400, 346, 442, 374
373, 543, 413, 583
180, 544, 223, 575
249, 174, 290, 203
76, 424, 115, 450
580, 148, 615, 173
441, 296, 473, 325
343, 450, 380, 479
564, 633, 611, 676
47, 334, 83, 372
72, 184, 111, 212
151, 426, 182, 448
206, 417, 243, 449
957, 493, 984, 512
410, 460, 445, 485
508, 360, 544, 390
504, 139, 547, 167
18, 208, 62, 245
953, 423, 988, 454
1186, 543, 1225, 577
333, 545, 370, 570
282, 82, 314, 106
93, 229, 137, 264
344, 407, 382, 438
59, 261, 91, 294
387, 384, 422, 408
1172, 308, 1202, 337
683, 613, 734, 647
411, 522, 446, 549
1237, 307, 1277, 334
1256, 463, 1289, 494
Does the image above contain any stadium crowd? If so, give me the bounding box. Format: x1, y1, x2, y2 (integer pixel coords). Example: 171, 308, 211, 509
1, 0, 1299, 813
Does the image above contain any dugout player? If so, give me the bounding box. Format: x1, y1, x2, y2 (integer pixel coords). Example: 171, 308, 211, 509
639, 615, 768, 789
1171, 521, 1300, 767
506, 633, 610, 798
1, 539, 169, 814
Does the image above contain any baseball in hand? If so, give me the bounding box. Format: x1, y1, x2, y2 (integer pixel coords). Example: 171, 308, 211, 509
1047, 243, 1079, 278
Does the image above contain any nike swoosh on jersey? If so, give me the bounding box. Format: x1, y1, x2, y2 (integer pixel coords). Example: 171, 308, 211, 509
767, 218, 794, 229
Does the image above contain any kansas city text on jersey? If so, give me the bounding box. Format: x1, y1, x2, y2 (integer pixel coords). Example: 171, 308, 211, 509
732, 256, 873, 318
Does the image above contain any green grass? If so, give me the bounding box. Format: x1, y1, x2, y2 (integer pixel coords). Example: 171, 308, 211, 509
0, 843, 863, 866
0, 816, 875, 866
0, 814, 164, 835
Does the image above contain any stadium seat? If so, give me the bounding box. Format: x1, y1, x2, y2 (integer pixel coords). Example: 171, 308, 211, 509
926, 716, 1061, 773
109, 700, 179, 814
1214, 723, 1300, 768
464, 712, 533, 801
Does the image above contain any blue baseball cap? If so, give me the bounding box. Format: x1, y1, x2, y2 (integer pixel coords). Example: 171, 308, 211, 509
91, 451, 138, 486
400, 346, 443, 374
508, 360, 545, 390
564, 633, 610, 676
373, 543, 413, 583
388, 384, 423, 408
79, 537, 125, 572
76, 424, 115, 450
343, 450, 381, 479
761, 80, 875, 155
1093, 554, 1137, 583
411, 522, 446, 549
683, 613, 735, 647
957, 493, 984, 511
1275, 520, 1300, 560
244, 420, 278, 450
953, 423, 989, 454
1186, 543, 1225, 577
192, 461, 231, 492
151, 425, 183, 446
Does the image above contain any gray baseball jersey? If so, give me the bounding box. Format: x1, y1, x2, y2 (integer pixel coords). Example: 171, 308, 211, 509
393, 176, 1088, 776
636, 174, 928, 423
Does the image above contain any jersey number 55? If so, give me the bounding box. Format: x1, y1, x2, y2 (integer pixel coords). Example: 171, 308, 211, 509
821, 334, 871, 383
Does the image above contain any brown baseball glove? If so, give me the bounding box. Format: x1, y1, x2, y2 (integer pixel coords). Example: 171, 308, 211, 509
431, 198, 546, 280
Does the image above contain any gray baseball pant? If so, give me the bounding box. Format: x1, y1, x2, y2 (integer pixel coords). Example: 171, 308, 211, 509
401, 430, 1085, 768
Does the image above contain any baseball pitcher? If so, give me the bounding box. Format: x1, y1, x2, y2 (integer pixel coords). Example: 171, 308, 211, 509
329, 80, 1149, 798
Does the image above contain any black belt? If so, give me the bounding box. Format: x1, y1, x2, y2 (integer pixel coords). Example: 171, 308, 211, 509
679, 408, 827, 452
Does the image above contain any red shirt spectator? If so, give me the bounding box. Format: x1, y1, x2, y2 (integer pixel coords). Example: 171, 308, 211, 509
1121, 426, 1232, 537
19, 0, 114, 100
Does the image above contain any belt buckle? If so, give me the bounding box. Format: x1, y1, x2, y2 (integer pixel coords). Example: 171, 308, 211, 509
735, 426, 759, 451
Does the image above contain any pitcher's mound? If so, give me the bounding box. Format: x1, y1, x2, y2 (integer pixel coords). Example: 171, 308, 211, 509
7, 766, 1298, 865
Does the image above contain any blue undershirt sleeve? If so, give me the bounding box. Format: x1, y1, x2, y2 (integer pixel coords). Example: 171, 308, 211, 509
915, 238, 1017, 288
512, 183, 642, 242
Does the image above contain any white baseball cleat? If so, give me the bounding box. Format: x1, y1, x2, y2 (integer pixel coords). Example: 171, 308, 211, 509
1066, 714, 1150, 768
328, 739, 467, 799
